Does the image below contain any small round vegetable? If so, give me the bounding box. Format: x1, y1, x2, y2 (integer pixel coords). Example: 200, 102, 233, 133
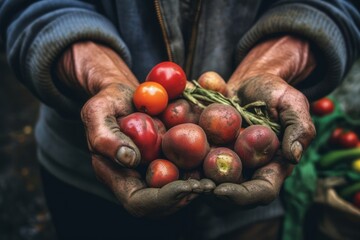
311, 97, 335, 117
199, 103, 242, 145
162, 123, 210, 170
338, 131, 359, 149
203, 147, 242, 184
146, 159, 179, 188
146, 61, 187, 100
160, 99, 202, 129
197, 71, 228, 96
133, 82, 168, 116
118, 112, 162, 165
234, 125, 280, 169
328, 127, 344, 146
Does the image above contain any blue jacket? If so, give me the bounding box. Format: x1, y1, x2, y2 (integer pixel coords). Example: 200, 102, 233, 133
1, 0, 359, 239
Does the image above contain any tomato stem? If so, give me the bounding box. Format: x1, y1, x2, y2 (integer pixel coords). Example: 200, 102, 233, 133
183, 80, 281, 135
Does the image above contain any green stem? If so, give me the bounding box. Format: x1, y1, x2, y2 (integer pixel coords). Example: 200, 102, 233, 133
183, 80, 281, 134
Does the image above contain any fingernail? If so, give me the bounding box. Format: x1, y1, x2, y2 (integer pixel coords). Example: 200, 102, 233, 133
291, 141, 303, 163
116, 146, 137, 167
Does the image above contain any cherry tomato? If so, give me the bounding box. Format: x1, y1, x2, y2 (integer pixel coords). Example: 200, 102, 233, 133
311, 97, 335, 117
328, 127, 344, 146
133, 82, 168, 116
145, 61, 187, 100
338, 131, 359, 149
146, 159, 179, 188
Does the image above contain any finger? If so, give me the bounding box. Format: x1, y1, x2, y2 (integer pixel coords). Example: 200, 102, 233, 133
91, 155, 145, 203
199, 178, 216, 193
81, 84, 141, 168
279, 90, 316, 164
214, 157, 291, 206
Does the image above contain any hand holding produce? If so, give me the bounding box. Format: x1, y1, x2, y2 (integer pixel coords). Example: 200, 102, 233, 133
92, 157, 209, 218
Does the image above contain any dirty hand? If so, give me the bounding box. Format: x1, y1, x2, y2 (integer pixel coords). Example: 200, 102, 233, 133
215, 35, 317, 206
57, 41, 213, 217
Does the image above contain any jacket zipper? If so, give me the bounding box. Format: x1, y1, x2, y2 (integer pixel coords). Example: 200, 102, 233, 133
185, 0, 202, 77
154, 0, 174, 62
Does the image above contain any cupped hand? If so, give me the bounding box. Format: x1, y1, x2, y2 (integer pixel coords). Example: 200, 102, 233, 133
216, 35, 317, 206
214, 152, 294, 207
229, 73, 316, 164
93, 157, 215, 217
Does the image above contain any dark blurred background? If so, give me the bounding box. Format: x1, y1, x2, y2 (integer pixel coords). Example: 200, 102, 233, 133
0, 42, 57, 239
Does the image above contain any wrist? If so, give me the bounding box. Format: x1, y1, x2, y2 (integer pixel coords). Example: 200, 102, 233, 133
228, 35, 316, 93
56, 41, 138, 98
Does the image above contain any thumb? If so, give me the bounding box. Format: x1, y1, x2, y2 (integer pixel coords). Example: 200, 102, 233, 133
81, 84, 141, 168
280, 93, 316, 164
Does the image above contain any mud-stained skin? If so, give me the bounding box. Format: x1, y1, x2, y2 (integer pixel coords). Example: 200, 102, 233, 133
232, 74, 316, 164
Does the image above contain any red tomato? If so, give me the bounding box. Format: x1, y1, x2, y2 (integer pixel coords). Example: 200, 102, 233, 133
117, 112, 163, 165
328, 127, 344, 146
311, 97, 335, 117
133, 82, 168, 116
338, 131, 360, 149
353, 192, 360, 209
146, 159, 179, 188
146, 61, 187, 100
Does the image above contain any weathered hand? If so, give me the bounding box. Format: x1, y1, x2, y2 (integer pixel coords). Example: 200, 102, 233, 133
216, 35, 317, 206
93, 157, 215, 217
214, 153, 294, 207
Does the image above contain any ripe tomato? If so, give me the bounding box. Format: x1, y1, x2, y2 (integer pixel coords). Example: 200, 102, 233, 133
311, 97, 335, 117
146, 159, 179, 188
117, 112, 163, 165
133, 82, 168, 116
145, 61, 187, 100
328, 127, 344, 146
338, 131, 359, 149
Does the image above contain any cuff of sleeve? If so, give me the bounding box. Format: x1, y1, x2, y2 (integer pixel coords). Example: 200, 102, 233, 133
236, 3, 347, 101
26, 11, 131, 115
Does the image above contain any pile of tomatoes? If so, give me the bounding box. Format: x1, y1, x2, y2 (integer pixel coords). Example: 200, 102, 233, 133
311, 97, 360, 209
120, 61, 280, 188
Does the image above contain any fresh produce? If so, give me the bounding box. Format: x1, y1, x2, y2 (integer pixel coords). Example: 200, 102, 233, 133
203, 147, 242, 184
317, 147, 360, 169
199, 103, 242, 145
328, 127, 344, 147
310, 97, 335, 117
160, 99, 202, 129
126, 62, 284, 187
338, 130, 359, 149
133, 81, 168, 116
197, 71, 228, 96
234, 125, 280, 168
183, 80, 281, 135
118, 112, 162, 165
145, 61, 187, 100
146, 159, 179, 188
162, 123, 210, 170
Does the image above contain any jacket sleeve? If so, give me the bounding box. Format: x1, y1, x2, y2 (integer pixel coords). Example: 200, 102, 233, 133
0, 0, 131, 114
236, 0, 360, 101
